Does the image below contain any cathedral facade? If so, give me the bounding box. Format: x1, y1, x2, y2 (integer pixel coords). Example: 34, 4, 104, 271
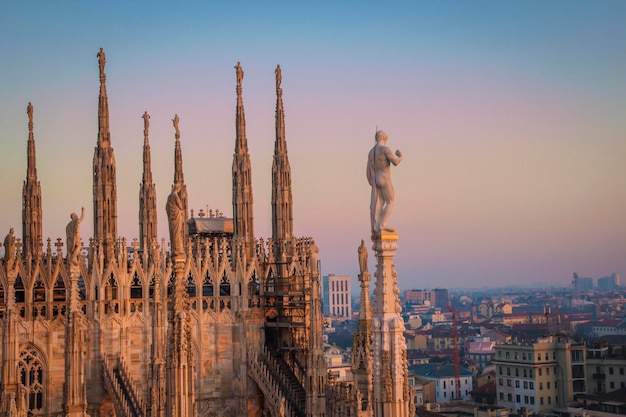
0, 51, 331, 417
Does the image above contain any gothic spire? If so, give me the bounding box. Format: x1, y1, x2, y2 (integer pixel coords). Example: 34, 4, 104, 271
93, 47, 118, 263
139, 111, 158, 252
172, 114, 188, 217
271, 64, 293, 244
96, 47, 110, 147
232, 62, 255, 254
22, 102, 43, 259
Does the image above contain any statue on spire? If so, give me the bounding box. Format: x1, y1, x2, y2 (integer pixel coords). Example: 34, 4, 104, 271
27, 102, 33, 125
234, 61, 244, 87
172, 114, 180, 136
142, 111, 150, 133
367, 130, 403, 233
275, 64, 282, 90
97, 48, 106, 75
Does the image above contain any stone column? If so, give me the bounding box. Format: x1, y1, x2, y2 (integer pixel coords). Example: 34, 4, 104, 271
371, 231, 412, 417
166, 257, 196, 417
63, 264, 88, 417
1, 263, 20, 411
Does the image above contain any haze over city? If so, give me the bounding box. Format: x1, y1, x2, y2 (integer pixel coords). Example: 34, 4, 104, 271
1, 1, 624, 289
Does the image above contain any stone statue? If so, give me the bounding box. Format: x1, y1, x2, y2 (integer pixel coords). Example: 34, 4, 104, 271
66, 207, 85, 266
275, 64, 282, 90
234, 61, 244, 86
358, 239, 368, 274
367, 130, 402, 233
172, 114, 180, 136
97, 48, 106, 74
142, 111, 150, 132
166, 183, 186, 258
3, 228, 15, 264
27, 102, 33, 124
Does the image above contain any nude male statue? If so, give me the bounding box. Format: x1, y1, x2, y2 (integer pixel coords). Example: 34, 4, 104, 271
367, 130, 402, 233
66, 207, 85, 266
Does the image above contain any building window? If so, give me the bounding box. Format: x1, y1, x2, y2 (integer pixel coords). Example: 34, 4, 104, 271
18, 348, 44, 412
506, 352, 510, 359
610, 381, 615, 389
522, 352, 527, 360
547, 396, 551, 405
546, 367, 550, 375
609, 367, 614, 375
547, 381, 550, 389
507, 367, 510, 376
507, 394, 512, 402
539, 382, 543, 390
524, 396, 529, 404
620, 367, 624, 375
523, 369, 528, 378
515, 368, 519, 377
500, 393, 504, 400
540, 397, 544, 405
499, 378, 503, 386
499, 366, 503, 375
530, 397, 535, 405
539, 368, 542, 376
524, 381, 528, 389
529, 369, 534, 378
515, 380, 520, 388
516, 395, 521, 403
555, 380, 558, 389
529, 382, 534, 389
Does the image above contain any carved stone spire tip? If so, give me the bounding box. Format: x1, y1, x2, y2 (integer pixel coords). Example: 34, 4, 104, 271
97, 48, 106, 76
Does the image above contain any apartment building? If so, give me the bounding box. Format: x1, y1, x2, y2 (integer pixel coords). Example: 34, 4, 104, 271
494, 336, 586, 413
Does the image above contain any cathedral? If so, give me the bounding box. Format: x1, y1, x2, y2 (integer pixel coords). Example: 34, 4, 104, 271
0, 50, 412, 417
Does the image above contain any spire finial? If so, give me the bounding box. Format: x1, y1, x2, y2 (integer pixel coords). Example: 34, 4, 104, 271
142, 111, 150, 137
234, 61, 244, 88
172, 114, 180, 137
97, 48, 106, 76
275, 64, 282, 91
27, 102, 33, 129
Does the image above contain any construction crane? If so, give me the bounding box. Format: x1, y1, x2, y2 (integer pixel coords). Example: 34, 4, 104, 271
447, 305, 461, 401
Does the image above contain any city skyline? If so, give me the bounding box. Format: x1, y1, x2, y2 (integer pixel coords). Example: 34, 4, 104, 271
1, 1, 624, 289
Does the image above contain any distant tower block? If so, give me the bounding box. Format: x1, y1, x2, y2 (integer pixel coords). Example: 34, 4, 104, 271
371, 231, 413, 417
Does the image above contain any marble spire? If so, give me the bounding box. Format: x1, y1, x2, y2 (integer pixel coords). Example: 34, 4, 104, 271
139, 111, 158, 252
231, 61, 255, 255
22, 102, 43, 259
93, 47, 118, 263
271, 64, 294, 246
172, 114, 188, 223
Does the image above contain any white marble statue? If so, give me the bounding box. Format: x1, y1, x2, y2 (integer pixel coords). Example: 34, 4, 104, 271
66, 207, 85, 266
166, 183, 186, 258
367, 130, 402, 233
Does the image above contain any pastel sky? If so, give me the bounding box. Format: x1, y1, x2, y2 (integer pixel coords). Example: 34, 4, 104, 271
1, 1, 624, 290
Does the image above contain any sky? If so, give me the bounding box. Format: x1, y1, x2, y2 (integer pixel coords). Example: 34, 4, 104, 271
1, 1, 625, 290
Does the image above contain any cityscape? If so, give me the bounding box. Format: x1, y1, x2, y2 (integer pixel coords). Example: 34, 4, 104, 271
0, 2, 625, 417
